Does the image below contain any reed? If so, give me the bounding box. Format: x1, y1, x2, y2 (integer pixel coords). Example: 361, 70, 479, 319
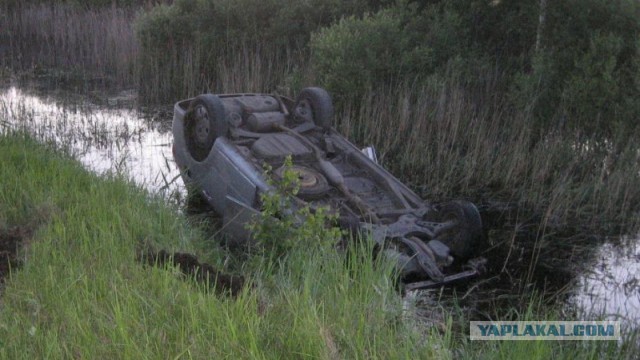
2, 3, 139, 87
3, 3, 640, 357
0, 132, 637, 358
336, 73, 640, 235
136, 39, 311, 103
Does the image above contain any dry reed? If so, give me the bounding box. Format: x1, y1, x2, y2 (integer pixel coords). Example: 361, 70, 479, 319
2, 3, 139, 86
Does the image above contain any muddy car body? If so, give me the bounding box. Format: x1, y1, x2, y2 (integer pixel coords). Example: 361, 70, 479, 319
172, 87, 485, 289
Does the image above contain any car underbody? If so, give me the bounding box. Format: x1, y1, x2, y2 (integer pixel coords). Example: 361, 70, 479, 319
172, 87, 486, 290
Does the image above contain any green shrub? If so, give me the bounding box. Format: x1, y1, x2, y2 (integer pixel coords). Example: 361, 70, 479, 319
310, 1, 537, 99
312, 0, 640, 138
513, 0, 640, 139
248, 157, 342, 259
561, 33, 623, 134
134, 0, 383, 101
310, 10, 408, 97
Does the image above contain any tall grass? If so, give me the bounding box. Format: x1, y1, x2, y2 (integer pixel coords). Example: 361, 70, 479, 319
336, 71, 640, 235
4, 3, 640, 356
136, 40, 311, 103
1, 131, 637, 359
1, 2, 309, 112
1, 3, 139, 86
0, 133, 447, 358
333, 74, 640, 308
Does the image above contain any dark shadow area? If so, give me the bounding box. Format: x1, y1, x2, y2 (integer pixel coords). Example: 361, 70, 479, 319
0, 226, 30, 284
138, 249, 247, 298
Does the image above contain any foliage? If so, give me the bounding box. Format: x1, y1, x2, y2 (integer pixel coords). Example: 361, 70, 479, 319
6, 0, 640, 136
135, 0, 203, 53
311, 0, 640, 138
310, 10, 408, 97
310, 0, 538, 97
248, 156, 342, 259
134, 0, 384, 100
0, 133, 442, 359
515, 0, 640, 138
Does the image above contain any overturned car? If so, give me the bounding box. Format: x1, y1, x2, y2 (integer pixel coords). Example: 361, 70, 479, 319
172, 87, 485, 290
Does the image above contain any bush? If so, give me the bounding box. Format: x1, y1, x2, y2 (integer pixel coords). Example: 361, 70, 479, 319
248, 157, 342, 259
310, 1, 537, 100
513, 0, 640, 139
135, 1, 199, 53
134, 0, 384, 101
312, 0, 640, 138
310, 10, 409, 97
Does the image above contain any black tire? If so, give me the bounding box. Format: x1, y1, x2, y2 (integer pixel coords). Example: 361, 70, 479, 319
184, 94, 227, 162
436, 200, 483, 258
294, 87, 334, 131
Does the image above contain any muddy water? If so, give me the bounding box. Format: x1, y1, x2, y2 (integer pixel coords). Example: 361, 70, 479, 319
0, 86, 185, 202
1, 85, 639, 329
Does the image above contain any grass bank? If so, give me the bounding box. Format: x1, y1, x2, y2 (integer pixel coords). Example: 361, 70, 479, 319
1, 132, 638, 358
0, 133, 444, 358
3, 1, 640, 357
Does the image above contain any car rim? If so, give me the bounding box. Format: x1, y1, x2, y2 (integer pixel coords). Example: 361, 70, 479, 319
294, 99, 313, 123
193, 105, 211, 147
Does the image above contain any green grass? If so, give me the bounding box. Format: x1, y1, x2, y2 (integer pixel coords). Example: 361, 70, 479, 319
456, 295, 640, 360
1, 132, 638, 359
0, 133, 447, 358
3, 2, 640, 358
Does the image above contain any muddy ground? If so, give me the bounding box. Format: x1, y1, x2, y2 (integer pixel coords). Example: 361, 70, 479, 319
139, 249, 247, 297
0, 226, 29, 284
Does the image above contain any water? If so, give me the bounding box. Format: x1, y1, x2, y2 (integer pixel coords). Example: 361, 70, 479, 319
570, 238, 640, 328
1, 84, 639, 329
0, 86, 185, 202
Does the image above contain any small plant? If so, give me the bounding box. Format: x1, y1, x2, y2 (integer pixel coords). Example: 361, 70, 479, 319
248, 156, 342, 259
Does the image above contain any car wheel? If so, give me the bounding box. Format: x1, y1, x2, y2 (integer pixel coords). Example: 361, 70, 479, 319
436, 200, 483, 258
294, 87, 334, 131
184, 94, 227, 162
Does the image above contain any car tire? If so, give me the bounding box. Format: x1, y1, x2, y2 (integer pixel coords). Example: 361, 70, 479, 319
436, 200, 483, 258
184, 94, 227, 162
294, 87, 334, 131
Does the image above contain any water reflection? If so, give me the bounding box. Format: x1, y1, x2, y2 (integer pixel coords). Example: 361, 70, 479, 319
571, 238, 640, 328
0, 86, 184, 202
